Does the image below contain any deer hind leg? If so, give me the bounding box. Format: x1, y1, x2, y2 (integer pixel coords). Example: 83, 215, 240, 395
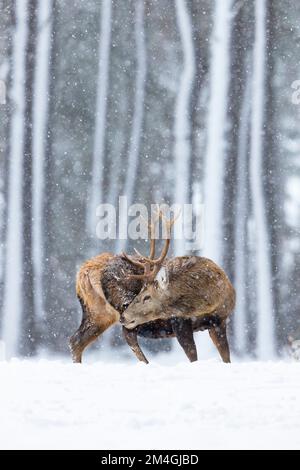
122, 327, 149, 364
69, 319, 102, 363
69, 297, 112, 363
209, 320, 231, 363
171, 318, 198, 362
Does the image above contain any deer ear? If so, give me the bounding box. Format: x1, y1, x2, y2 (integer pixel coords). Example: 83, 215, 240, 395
155, 266, 169, 290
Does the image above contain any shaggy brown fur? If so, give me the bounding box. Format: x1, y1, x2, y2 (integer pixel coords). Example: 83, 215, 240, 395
71, 254, 146, 363
76, 253, 111, 307
70, 253, 119, 362
123, 257, 235, 324
71, 254, 235, 364
122, 256, 235, 363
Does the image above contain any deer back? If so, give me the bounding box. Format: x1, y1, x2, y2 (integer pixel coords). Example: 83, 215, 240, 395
163, 256, 235, 318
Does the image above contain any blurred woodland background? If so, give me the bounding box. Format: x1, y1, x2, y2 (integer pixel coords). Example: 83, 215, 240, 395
0, 0, 300, 359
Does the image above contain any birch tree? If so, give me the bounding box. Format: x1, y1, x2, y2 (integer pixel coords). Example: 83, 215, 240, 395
2, 0, 28, 357
250, 0, 275, 358
20, 0, 38, 355
203, 0, 232, 265
173, 0, 195, 255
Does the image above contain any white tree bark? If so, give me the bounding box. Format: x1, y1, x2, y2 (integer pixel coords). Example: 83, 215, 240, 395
234, 77, 251, 354
88, 0, 112, 235
203, 0, 232, 264
32, 0, 52, 319
116, 0, 146, 253
2, 0, 28, 357
173, 0, 195, 255
250, 0, 275, 358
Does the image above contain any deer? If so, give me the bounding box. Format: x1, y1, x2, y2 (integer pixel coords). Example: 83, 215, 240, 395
70, 212, 235, 364
121, 218, 236, 363
70, 212, 190, 364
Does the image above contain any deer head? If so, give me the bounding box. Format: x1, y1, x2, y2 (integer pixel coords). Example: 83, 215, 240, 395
121, 209, 235, 331
121, 211, 176, 329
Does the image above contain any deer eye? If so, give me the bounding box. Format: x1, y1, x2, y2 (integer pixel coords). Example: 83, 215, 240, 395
143, 295, 151, 303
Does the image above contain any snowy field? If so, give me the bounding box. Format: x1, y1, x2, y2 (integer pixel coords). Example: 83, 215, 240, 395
0, 355, 300, 450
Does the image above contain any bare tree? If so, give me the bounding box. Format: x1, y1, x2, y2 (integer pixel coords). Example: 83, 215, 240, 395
264, 0, 284, 348
0, 1, 15, 335
20, 0, 38, 355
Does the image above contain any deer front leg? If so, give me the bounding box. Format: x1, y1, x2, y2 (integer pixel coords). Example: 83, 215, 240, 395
122, 326, 149, 364
171, 318, 198, 362
209, 320, 231, 363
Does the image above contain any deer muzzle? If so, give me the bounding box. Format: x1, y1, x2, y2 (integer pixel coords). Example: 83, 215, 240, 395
121, 312, 139, 329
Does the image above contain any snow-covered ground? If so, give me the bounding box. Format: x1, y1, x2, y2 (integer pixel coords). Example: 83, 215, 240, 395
0, 356, 300, 450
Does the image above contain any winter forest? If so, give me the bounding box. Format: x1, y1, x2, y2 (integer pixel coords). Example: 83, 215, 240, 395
0, 0, 300, 361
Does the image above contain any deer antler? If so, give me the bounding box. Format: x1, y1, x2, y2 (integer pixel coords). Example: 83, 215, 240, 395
135, 212, 177, 265
123, 209, 177, 283
121, 207, 160, 270
131, 206, 159, 261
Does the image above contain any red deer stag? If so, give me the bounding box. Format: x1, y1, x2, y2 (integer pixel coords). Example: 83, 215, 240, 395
70, 213, 183, 364
121, 224, 236, 363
